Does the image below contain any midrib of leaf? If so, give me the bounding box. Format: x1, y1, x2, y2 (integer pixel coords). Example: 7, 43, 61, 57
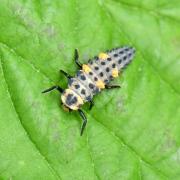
0, 45, 62, 180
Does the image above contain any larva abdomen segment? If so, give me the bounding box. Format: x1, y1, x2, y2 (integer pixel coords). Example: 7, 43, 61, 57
107, 46, 135, 70
87, 46, 135, 84
68, 70, 101, 103
65, 46, 135, 108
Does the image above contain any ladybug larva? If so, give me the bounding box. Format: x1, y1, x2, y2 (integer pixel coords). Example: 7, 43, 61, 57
42, 46, 136, 136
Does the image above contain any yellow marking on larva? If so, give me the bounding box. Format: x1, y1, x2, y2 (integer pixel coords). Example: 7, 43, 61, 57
61, 89, 84, 111
96, 80, 105, 89
98, 52, 109, 60
82, 64, 91, 73
112, 69, 118, 78
77, 96, 84, 104
71, 106, 79, 110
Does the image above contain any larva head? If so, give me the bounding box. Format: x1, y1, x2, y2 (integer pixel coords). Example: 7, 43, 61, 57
61, 89, 83, 111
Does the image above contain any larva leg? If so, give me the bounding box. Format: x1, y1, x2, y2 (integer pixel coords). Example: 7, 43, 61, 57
42, 85, 64, 93
74, 49, 82, 68
105, 85, 121, 89
78, 109, 87, 136
60, 69, 72, 79
89, 100, 94, 110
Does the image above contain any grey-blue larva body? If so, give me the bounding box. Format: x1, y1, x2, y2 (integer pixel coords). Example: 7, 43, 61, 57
42, 46, 136, 135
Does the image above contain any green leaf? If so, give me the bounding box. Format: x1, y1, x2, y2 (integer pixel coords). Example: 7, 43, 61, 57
0, 0, 180, 179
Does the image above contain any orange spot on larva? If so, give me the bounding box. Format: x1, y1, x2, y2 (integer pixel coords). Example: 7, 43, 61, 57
82, 64, 91, 73
98, 53, 109, 60
112, 69, 118, 77
96, 80, 105, 89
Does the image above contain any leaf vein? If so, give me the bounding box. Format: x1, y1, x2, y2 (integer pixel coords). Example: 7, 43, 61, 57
102, 6, 180, 96
87, 113, 169, 179
0, 53, 62, 180
86, 132, 101, 180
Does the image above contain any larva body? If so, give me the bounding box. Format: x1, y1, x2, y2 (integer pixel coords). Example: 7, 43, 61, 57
43, 46, 136, 135
61, 47, 135, 110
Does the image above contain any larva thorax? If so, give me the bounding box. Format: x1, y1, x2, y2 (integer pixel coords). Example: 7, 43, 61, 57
61, 46, 135, 110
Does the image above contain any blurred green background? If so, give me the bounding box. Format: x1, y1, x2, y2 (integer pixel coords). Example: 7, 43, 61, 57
0, 0, 180, 179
